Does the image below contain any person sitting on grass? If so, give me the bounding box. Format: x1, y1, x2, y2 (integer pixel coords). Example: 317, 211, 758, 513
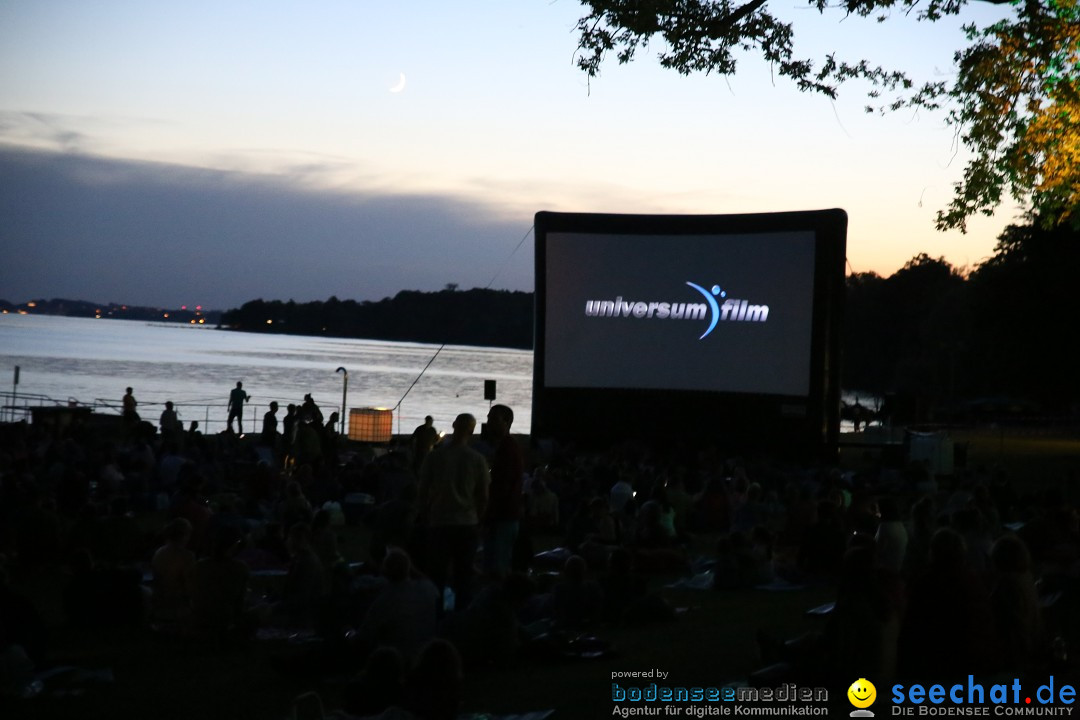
150, 517, 196, 625
191, 525, 252, 640
989, 533, 1044, 674
599, 546, 673, 626
278, 480, 314, 530
525, 472, 560, 534
310, 508, 341, 572
355, 548, 440, 662
898, 527, 1000, 680
544, 554, 603, 630
169, 472, 213, 556
631, 498, 689, 574
270, 523, 325, 628
369, 482, 419, 565
571, 496, 620, 569
445, 573, 534, 667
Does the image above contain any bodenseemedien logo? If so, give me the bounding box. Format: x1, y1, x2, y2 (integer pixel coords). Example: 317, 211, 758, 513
583, 281, 770, 340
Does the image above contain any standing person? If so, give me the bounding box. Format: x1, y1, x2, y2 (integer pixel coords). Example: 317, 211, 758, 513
282, 404, 299, 468
482, 404, 523, 578
411, 415, 439, 476
417, 413, 489, 612
227, 381, 250, 434
159, 400, 182, 440
261, 401, 279, 446
301, 393, 323, 425
122, 387, 139, 424
322, 411, 340, 467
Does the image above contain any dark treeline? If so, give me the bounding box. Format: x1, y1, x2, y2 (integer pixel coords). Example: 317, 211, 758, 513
844, 217, 1079, 419
0, 298, 222, 324
221, 287, 533, 349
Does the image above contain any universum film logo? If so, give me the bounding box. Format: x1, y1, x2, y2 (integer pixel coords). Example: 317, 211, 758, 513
584, 281, 770, 340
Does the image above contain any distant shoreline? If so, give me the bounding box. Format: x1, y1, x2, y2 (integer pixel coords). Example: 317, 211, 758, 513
1, 287, 536, 351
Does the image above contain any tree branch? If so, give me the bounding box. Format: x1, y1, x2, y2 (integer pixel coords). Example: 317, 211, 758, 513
708, 0, 769, 36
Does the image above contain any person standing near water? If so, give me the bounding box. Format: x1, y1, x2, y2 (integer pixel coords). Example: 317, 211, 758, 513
412, 415, 439, 476
160, 401, 182, 440
262, 401, 279, 446
227, 381, 250, 434
122, 387, 139, 424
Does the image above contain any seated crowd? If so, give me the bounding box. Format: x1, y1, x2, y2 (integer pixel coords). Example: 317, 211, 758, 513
0, 409, 1077, 715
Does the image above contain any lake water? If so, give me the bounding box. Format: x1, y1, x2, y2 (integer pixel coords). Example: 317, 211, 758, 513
0, 314, 534, 435
0, 314, 876, 438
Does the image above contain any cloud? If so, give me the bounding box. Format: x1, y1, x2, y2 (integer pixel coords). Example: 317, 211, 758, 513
0, 111, 94, 153
0, 146, 534, 309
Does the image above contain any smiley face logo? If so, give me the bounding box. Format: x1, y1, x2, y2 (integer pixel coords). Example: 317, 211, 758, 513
848, 678, 876, 709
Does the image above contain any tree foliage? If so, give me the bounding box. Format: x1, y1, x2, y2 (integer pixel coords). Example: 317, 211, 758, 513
573, 0, 1079, 231
842, 214, 1079, 417
842, 254, 968, 407
964, 212, 1080, 401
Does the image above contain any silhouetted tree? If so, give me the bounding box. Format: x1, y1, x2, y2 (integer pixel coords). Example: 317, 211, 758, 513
843, 217, 1078, 420
572, 0, 1079, 230
965, 215, 1080, 408
844, 254, 967, 420
221, 289, 533, 350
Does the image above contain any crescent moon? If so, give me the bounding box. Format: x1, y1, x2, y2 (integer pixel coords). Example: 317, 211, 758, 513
389, 73, 406, 93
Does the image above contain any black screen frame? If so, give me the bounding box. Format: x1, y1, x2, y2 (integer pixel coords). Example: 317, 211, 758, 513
531, 209, 847, 459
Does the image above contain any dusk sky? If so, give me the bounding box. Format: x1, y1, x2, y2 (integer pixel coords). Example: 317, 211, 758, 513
0, 0, 1021, 310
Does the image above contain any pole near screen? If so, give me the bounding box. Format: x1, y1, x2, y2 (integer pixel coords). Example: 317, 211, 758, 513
11, 366, 18, 423
336, 367, 348, 437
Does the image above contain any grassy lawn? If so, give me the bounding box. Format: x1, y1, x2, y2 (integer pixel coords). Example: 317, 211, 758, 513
462, 584, 836, 717
13, 567, 835, 720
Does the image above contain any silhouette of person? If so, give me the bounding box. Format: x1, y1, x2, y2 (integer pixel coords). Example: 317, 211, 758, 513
279, 404, 298, 468
122, 387, 139, 424
227, 381, 250, 433
355, 548, 440, 660
159, 400, 181, 439
301, 393, 323, 425
262, 401, 279, 445
417, 413, 489, 611
482, 404, 523, 578
412, 415, 439, 475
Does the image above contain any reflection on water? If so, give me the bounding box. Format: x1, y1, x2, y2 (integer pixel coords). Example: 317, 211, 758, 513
0, 314, 533, 434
